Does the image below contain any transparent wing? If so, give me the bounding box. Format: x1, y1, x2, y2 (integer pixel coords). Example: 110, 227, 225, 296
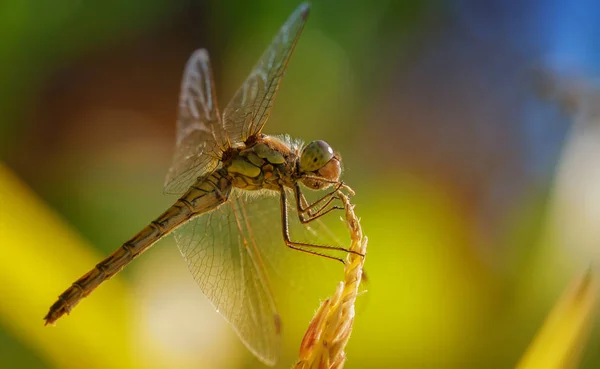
164, 49, 228, 195
244, 187, 349, 294
174, 189, 281, 365
174, 186, 347, 365
222, 3, 310, 143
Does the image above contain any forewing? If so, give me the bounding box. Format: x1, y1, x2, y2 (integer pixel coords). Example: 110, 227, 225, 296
174, 189, 281, 365
165, 49, 227, 195
222, 3, 310, 143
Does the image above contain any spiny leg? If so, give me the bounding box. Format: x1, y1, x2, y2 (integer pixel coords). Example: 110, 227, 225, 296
279, 186, 364, 262
300, 176, 355, 196
307, 186, 370, 285
294, 182, 344, 223
301, 197, 340, 222
295, 181, 344, 213
298, 194, 342, 223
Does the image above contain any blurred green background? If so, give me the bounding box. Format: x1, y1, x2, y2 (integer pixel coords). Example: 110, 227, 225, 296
2, 0, 600, 368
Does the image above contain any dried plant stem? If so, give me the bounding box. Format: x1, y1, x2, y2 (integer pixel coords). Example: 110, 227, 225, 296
293, 191, 367, 369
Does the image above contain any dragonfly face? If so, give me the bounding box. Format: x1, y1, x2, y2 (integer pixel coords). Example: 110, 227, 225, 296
298, 140, 342, 190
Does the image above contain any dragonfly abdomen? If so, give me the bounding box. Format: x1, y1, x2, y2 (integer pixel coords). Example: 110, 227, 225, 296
44, 172, 231, 325
182, 170, 232, 212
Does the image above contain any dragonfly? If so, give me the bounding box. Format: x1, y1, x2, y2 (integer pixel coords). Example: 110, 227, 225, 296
45, 2, 359, 365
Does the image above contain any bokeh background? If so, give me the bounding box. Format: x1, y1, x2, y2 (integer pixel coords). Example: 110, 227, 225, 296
2, 0, 600, 368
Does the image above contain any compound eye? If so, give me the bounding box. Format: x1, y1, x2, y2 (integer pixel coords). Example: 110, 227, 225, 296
300, 140, 334, 172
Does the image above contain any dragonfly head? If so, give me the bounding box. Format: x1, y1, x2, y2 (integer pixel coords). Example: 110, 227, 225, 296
299, 140, 341, 190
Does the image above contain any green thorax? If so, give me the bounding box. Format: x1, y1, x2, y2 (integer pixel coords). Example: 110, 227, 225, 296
223, 137, 297, 191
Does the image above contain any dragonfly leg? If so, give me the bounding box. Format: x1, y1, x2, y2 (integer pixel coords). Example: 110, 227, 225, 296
301, 176, 355, 196
279, 186, 364, 262
294, 183, 344, 223
296, 181, 343, 211
299, 195, 343, 223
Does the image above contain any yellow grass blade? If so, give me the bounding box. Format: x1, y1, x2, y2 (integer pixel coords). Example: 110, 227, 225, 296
0, 163, 133, 369
516, 269, 599, 369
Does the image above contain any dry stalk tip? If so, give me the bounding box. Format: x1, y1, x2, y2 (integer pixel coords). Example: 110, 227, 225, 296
293, 190, 367, 369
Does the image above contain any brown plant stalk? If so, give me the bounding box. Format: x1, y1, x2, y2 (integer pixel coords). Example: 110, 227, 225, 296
293, 190, 368, 369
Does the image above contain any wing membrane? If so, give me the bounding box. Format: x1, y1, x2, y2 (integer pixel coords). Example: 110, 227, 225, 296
164, 49, 227, 195
174, 186, 347, 365
166, 3, 310, 194
174, 189, 281, 365
222, 3, 310, 143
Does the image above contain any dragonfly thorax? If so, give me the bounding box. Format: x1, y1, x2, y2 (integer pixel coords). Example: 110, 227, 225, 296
223, 135, 297, 191
222, 136, 341, 192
